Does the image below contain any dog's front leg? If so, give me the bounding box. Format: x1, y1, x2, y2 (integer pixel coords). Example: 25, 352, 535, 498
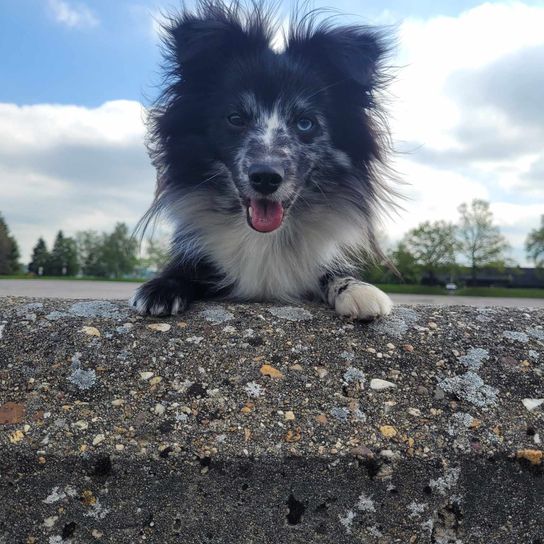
130, 259, 223, 316
321, 274, 393, 320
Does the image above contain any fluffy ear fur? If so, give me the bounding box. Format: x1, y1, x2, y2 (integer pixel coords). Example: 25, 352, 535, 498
286, 22, 390, 93
163, 2, 274, 88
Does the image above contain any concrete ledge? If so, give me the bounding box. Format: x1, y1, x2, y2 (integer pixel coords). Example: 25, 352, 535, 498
1, 297, 543, 543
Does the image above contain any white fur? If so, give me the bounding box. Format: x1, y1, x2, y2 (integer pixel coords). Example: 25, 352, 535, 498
262, 108, 283, 148
168, 190, 373, 302
328, 278, 392, 320
130, 293, 184, 316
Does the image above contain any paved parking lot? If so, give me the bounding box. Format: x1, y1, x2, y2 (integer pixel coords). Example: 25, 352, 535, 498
1, 279, 544, 307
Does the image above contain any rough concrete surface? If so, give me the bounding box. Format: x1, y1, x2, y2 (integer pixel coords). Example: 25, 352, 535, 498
0, 297, 543, 544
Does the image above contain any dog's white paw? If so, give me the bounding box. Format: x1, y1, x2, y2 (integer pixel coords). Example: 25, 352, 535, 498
129, 278, 188, 316
329, 279, 392, 320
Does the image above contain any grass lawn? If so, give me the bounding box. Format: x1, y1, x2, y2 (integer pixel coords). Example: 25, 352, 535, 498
376, 284, 544, 298
0, 275, 145, 283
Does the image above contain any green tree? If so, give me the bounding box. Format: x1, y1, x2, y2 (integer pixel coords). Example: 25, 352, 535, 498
47, 231, 80, 276
457, 199, 509, 284
0, 213, 21, 274
526, 215, 544, 268
389, 242, 421, 284
101, 223, 138, 278
76, 230, 108, 277
403, 221, 459, 284
28, 238, 50, 275
140, 236, 170, 271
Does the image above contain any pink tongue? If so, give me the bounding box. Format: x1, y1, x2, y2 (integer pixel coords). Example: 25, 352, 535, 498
249, 199, 284, 232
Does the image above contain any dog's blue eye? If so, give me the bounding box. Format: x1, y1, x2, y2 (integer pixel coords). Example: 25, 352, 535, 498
296, 117, 314, 132
227, 113, 245, 127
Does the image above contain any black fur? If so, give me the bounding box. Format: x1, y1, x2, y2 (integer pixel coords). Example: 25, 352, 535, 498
131, 1, 396, 317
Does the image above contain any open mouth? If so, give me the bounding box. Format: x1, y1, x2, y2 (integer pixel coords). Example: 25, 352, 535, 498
245, 198, 285, 233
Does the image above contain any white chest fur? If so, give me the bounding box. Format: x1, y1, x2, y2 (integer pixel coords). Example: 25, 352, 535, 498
170, 192, 369, 302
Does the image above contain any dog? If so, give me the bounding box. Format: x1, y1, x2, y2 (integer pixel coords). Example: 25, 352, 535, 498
131, 0, 396, 320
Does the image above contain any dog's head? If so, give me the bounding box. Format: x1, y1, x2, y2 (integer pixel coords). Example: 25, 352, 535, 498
148, 2, 393, 235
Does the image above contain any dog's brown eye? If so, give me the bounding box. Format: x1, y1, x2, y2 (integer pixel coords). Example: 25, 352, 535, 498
227, 113, 245, 127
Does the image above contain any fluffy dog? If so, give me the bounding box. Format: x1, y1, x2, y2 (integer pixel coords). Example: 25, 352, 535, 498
131, 1, 397, 320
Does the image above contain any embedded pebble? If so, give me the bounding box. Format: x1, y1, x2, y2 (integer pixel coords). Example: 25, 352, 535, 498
147, 323, 171, 332
522, 399, 544, 412
260, 364, 284, 379
370, 378, 396, 390
92, 434, 105, 446
379, 425, 397, 438
154, 404, 166, 416
186, 336, 204, 344
315, 367, 329, 379
80, 326, 101, 337
139, 372, 154, 381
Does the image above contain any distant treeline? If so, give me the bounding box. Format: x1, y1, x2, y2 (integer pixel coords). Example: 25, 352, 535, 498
0, 215, 169, 278
1, 199, 543, 283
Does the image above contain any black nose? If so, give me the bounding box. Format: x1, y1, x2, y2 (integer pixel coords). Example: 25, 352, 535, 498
248, 163, 284, 195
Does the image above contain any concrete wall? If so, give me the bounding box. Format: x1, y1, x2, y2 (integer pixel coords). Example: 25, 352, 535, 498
1, 297, 543, 543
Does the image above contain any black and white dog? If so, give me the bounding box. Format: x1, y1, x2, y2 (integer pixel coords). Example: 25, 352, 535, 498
131, 1, 397, 320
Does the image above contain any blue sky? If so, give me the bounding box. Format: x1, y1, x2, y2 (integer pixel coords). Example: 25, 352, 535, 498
0, 1, 543, 265
0, 0, 505, 107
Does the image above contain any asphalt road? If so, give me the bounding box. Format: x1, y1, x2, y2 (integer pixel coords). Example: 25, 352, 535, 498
1, 279, 544, 308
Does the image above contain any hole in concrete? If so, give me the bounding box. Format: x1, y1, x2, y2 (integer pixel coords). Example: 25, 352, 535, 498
286, 493, 306, 525
360, 457, 381, 480
199, 456, 211, 469
526, 426, 536, 437
158, 419, 175, 434
423, 485, 432, 495
186, 382, 208, 399
160, 446, 174, 458
241, 483, 249, 491
62, 522, 76, 539
431, 502, 463, 543
314, 497, 337, 514
174, 518, 181, 529
316, 522, 328, 534
93, 455, 112, 478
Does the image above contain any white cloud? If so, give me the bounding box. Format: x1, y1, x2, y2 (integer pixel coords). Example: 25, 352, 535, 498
386, 1, 544, 264
0, 101, 155, 262
47, 0, 99, 29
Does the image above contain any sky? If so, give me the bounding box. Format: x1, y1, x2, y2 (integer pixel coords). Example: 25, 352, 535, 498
0, 0, 543, 265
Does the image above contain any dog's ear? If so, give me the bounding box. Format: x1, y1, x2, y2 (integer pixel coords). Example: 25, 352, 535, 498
286, 24, 389, 91
164, 8, 271, 83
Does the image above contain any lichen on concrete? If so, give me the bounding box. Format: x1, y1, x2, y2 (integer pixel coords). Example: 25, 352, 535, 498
438, 371, 498, 408
267, 305, 313, 321
458, 347, 489, 370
